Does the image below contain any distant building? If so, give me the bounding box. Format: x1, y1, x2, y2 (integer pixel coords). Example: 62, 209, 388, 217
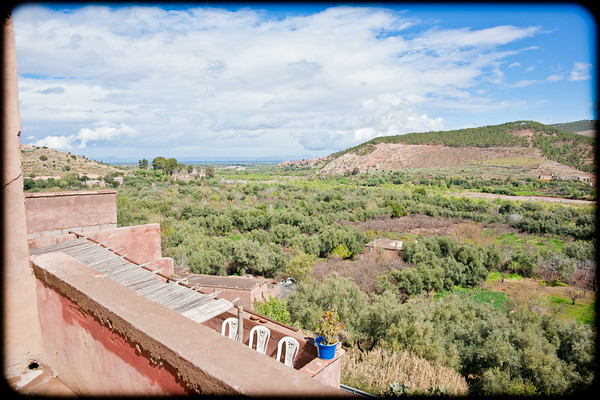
365, 238, 403, 259
84, 179, 106, 188
187, 274, 280, 309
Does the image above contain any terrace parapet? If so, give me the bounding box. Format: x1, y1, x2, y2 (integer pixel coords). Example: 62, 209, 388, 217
30, 251, 348, 396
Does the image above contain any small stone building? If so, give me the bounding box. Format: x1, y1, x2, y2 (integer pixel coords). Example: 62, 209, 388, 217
365, 238, 403, 259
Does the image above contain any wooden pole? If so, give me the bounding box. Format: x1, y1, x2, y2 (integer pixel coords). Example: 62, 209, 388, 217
237, 305, 244, 342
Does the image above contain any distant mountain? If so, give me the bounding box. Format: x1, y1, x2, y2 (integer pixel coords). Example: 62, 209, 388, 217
550, 120, 596, 137
281, 121, 595, 178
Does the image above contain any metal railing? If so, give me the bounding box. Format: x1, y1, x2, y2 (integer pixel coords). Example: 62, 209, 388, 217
340, 384, 379, 398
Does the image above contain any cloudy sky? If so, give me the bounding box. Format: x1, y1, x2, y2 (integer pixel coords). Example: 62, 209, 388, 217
12, 3, 596, 162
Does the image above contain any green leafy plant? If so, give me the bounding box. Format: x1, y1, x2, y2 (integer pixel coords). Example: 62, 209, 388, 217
254, 296, 291, 325
316, 307, 344, 345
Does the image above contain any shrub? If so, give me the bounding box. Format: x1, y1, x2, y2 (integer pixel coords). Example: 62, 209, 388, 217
330, 243, 351, 259
284, 250, 316, 282
253, 297, 291, 325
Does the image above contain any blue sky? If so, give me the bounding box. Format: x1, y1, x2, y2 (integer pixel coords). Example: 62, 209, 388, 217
12, 2, 596, 162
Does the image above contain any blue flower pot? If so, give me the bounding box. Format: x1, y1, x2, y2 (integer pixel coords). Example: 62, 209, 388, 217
315, 336, 338, 360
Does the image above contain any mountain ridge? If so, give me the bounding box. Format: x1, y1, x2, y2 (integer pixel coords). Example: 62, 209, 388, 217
281, 120, 596, 179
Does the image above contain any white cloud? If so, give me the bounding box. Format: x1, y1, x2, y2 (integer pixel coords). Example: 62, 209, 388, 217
34, 135, 76, 150
413, 25, 540, 49
34, 122, 137, 150
546, 62, 592, 83
12, 5, 557, 159
569, 62, 592, 81
76, 122, 137, 148
547, 74, 564, 82
508, 79, 539, 88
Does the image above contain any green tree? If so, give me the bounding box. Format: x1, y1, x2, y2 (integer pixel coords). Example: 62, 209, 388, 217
152, 156, 167, 172
287, 273, 368, 343
205, 166, 215, 178
188, 249, 226, 275
270, 224, 301, 246
383, 292, 594, 395
454, 243, 489, 286
507, 247, 540, 277
285, 250, 316, 282
390, 268, 424, 296
165, 158, 178, 175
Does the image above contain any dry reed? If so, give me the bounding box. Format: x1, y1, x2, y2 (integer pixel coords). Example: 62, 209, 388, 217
341, 346, 469, 396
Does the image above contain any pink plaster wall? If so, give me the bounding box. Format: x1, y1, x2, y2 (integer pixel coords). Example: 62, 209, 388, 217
87, 224, 173, 277
87, 224, 161, 263
27, 233, 79, 249
35, 279, 189, 395
25, 191, 117, 239
3, 14, 44, 377
23, 190, 174, 279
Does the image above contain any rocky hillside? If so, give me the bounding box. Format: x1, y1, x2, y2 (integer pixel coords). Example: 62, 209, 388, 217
282, 121, 595, 179
20, 144, 124, 179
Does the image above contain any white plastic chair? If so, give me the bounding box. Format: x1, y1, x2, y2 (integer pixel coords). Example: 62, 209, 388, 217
248, 325, 271, 354
221, 317, 239, 341
276, 336, 300, 367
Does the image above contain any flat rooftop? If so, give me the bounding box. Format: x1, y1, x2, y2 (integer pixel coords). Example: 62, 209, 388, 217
365, 238, 403, 250
30, 238, 234, 323
187, 274, 277, 291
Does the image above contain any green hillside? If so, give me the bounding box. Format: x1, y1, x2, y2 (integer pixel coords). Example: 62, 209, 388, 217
332, 121, 595, 173
551, 120, 597, 133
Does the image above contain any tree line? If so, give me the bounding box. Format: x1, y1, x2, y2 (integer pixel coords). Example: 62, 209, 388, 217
138, 156, 215, 178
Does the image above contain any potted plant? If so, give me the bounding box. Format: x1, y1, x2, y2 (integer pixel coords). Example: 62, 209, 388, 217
314, 308, 344, 360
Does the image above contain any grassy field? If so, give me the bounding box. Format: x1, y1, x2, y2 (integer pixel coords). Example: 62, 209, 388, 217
483, 274, 595, 325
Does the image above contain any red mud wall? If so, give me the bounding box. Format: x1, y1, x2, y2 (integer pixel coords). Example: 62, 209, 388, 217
35, 280, 188, 395
32, 255, 189, 395
25, 191, 117, 240
87, 224, 174, 277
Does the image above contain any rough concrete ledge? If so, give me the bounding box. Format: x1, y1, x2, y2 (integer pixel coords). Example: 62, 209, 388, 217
30, 252, 347, 396
24, 190, 117, 198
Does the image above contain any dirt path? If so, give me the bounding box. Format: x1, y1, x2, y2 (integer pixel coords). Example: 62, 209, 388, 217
453, 192, 594, 205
